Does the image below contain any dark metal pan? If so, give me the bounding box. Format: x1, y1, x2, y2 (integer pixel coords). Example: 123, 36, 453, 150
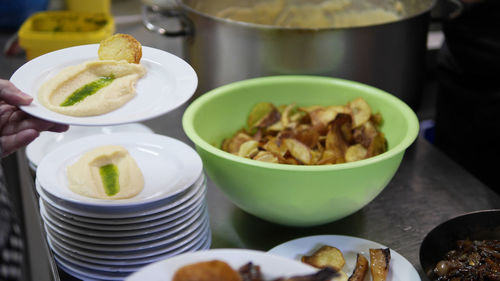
419, 209, 500, 280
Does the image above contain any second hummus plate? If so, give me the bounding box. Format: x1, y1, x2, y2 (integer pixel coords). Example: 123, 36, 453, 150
10, 44, 197, 126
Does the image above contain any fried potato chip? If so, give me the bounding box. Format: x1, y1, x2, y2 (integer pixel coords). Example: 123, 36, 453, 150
253, 151, 280, 163
302, 245, 346, 271
348, 97, 371, 128
345, 144, 368, 162
222, 98, 387, 165
237, 140, 259, 158
283, 138, 312, 165
222, 131, 253, 154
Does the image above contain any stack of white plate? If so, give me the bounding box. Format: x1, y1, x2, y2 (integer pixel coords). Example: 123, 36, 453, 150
25, 123, 154, 174
35, 132, 211, 281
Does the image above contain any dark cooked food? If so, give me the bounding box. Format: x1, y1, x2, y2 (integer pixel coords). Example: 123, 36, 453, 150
173, 260, 339, 281
432, 239, 500, 281
221, 98, 387, 165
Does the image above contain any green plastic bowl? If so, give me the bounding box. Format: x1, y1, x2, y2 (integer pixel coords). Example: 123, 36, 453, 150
182, 76, 419, 227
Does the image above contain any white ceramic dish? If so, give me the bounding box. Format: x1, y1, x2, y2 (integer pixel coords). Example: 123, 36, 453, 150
47, 219, 209, 272
36, 132, 203, 210
26, 123, 154, 168
47, 221, 211, 259
126, 249, 319, 281
51, 231, 211, 267
10, 44, 198, 126
36, 173, 205, 219
42, 204, 207, 246
40, 189, 205, 231
267, 235, 421, 281
53, 232, 211, 281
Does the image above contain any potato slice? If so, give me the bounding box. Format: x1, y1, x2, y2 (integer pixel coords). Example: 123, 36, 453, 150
345, 144, 367, 162
370, 248, 391, 281
222, 132, 253, 154
237, 140, 259, 158
301, 245, 346, 271
253, 151, 279, 163
283, 138, 312, 165
348, 97, 371, 128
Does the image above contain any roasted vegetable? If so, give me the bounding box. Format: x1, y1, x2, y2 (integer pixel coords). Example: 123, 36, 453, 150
369, 248, 391, 281
301, 245, 345, 271
347, 254, 368, 281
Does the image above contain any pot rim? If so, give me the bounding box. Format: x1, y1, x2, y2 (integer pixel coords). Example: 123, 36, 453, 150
175, 0, 437, 31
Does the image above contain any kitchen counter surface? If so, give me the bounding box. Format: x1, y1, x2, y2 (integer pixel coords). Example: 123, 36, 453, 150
1, 1, 499, 281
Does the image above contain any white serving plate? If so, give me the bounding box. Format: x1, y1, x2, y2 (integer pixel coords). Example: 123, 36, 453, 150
126, 249, 320, 281
268, 235, 421, 281
40, 189, 205, 231
11, 44, 198, 126
53, 232, 211, 281
51, 231, 211, 267
26, 123, 154, 168
47, 221, 211, 260
37, 173, 205, 221
42, 204, 207, 246
36, 133, 203, 211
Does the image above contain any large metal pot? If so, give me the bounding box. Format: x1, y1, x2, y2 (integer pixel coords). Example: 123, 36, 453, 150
143, 0, 436, 109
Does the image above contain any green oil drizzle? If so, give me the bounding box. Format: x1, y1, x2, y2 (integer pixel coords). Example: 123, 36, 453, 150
60, 75, 115, 106
99, 164, 120, 196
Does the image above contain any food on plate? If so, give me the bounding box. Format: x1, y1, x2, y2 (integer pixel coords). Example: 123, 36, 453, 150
347, 254, 368, 281
301, 245, 391, 281
369, 248, 391, 281
38, 33, 146, 117
431, 239, 500, 281
172, 260, 340, 281
221, 98, 387, 165
98, 33, 142, 64
67, 145, 144, 199
302, 245, 345, 272
172, 260, 242, 281
211, 0, 403, 28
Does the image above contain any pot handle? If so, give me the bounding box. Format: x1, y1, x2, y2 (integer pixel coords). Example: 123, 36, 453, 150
141, 5, 192, 37
431, 0, 464, 22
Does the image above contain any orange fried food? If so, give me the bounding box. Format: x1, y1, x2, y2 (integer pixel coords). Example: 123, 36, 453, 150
172, 260, 242, 281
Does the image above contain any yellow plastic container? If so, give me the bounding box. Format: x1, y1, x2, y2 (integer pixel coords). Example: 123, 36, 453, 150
18, 11, 115, 60
65, 0, 111, 14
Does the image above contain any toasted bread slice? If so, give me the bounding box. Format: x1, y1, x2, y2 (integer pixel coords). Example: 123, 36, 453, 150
98, 33, 142, 64
173, 260, 242, 281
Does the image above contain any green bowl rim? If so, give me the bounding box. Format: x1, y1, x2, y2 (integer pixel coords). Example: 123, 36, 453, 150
182, 75, 419, 172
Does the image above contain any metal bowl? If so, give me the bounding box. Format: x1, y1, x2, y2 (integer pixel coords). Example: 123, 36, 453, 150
419, 209, 500, 280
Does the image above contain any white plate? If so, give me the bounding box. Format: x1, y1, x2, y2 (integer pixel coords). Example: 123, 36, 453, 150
54, 232, 211, 281
42, 204, 208, 246
126, 249, 319, 281
51, 230, 211, 267
267, 235, 421, 281
10, 44, 198, 126
37, 173, 205, 219
26, 123, 154, 168
41, 186, 205, 231
41, 198, 206, 239
47, 220, 211, 260
36, 132, 203, 210
47, 219, 208, 272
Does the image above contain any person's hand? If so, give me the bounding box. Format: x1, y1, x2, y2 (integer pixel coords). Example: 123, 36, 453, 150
0, 79, 69, 158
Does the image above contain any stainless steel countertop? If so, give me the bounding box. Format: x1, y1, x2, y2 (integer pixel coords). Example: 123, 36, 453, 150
1, 1, 499, 280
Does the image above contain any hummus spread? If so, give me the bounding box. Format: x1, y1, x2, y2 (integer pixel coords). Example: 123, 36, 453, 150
38, 60, 146, 117
67, 145, 144, 200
